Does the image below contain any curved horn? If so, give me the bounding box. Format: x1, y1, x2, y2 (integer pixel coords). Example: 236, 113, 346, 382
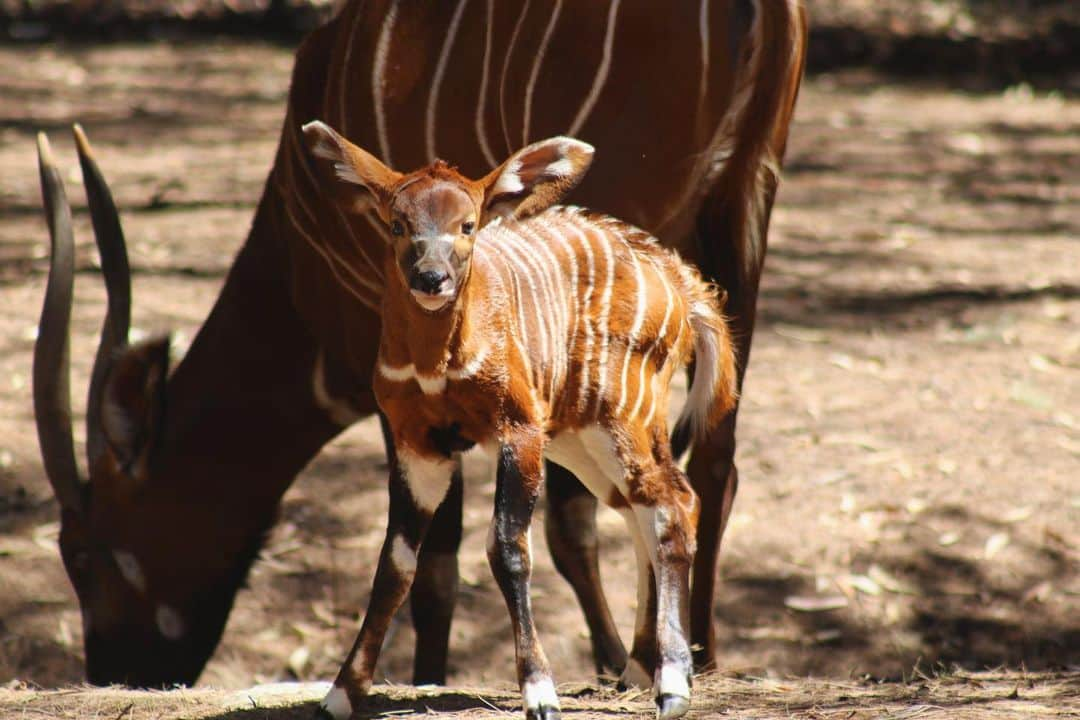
73, 125, 132, 470
34, 132, 84, 514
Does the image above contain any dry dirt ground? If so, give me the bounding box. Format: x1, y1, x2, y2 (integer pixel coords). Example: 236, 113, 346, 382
0, 40, 1077, 718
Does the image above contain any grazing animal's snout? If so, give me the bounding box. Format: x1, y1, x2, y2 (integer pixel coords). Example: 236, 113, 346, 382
410, 269, 450, 296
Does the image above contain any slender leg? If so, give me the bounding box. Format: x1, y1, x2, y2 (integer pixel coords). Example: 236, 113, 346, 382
632, 464, 698, 720
489, 435, 560, 720
544, 461, 627, 677
685, 412, 739, 670
410, 460, 464, 685
317, 447, 455, 720
616, 508, 657, 690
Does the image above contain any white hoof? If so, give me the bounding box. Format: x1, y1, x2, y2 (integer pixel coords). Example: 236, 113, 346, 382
318, 686, 352, 720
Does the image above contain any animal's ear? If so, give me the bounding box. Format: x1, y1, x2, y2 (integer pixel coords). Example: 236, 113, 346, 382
480, 136, 594, 222
302, 120, 402, 214
99, 337, 169, 487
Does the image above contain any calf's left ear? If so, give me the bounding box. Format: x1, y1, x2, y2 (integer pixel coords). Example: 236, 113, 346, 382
481, 136, 594, 222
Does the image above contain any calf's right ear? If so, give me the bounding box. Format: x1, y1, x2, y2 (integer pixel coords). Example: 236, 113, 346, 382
301, 120, 402, 215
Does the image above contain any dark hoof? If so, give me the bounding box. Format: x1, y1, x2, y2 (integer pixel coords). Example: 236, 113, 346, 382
526, 704, 561, 720
655, 693, 690, 720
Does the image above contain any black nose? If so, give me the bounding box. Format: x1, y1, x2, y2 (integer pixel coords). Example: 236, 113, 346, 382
410, 270, 449, 295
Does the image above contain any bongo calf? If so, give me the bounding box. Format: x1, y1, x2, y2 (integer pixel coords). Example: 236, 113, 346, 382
303, 121, 738, 720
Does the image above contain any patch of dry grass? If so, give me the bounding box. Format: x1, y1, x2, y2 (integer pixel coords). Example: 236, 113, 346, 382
1, 671, 1076, 720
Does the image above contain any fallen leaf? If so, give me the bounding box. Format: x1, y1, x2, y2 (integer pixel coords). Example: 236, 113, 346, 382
784, 595, 849, 612
984, 532, 1010, 559
846, 574, 882, 596
938, 531, 961, 546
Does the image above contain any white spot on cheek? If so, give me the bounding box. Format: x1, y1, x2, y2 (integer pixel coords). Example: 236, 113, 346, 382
320, 686, 353, 720
522, 676, 560, 711
155, 604, 185, 640
391, 534, 417, 577
112, 549, 147, 594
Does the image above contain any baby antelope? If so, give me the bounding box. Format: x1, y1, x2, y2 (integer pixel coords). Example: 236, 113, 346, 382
303, 120, 738, 720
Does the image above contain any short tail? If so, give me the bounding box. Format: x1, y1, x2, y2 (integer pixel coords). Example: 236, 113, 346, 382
672, 293, 738, 456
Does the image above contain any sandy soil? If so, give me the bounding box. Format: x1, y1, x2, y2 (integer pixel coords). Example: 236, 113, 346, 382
0, 38, 1076, 715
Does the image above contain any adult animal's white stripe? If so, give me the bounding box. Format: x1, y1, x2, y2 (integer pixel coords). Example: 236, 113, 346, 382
339, 4, 366, 132
522, 0, 563, 145
593, 226, 616, 418
372, 0, 400, 166
632, 255, 674, 421
289, 191, 381, 294
280, 192, 380, 310
698, 0, 710, 111
615, 244, 648, 416
499, 0, 533, 153
426, 0, 470, 163
568, 0, 622, 136
474, 0, 498, 168
569, 224, 597, 414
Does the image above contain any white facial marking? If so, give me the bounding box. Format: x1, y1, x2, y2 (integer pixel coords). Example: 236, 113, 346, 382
155, 604, 185, 640
522, 677, 560, 711
390, 534, 417, 577
112, 549, 147, 594
320, 686, 353, 720
658, 663, 691, 699
398, 449, 454, 513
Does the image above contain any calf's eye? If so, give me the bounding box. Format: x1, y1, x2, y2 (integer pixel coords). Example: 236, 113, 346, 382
390, 220, 405, 236
461, 221, 475, 235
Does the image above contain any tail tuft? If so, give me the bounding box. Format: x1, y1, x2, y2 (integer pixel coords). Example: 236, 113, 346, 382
672, 290, 738, 456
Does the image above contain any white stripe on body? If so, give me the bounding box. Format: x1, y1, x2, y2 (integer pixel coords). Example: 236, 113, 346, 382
372, 0, 400, 166
426, 0, 470, 163
592, 225, 617, 419
698, 0, 710, 112
632, 254, 675, 421
515, 221, 572, 403
499, 227, 559, 400
478, 238, 535, 383
474, 0, 498, 168
567, 223, 598, 415
615, 243, 648, 416
499, 0, 534, 153
522, 0, 563, 145
568, 0, 622, 136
